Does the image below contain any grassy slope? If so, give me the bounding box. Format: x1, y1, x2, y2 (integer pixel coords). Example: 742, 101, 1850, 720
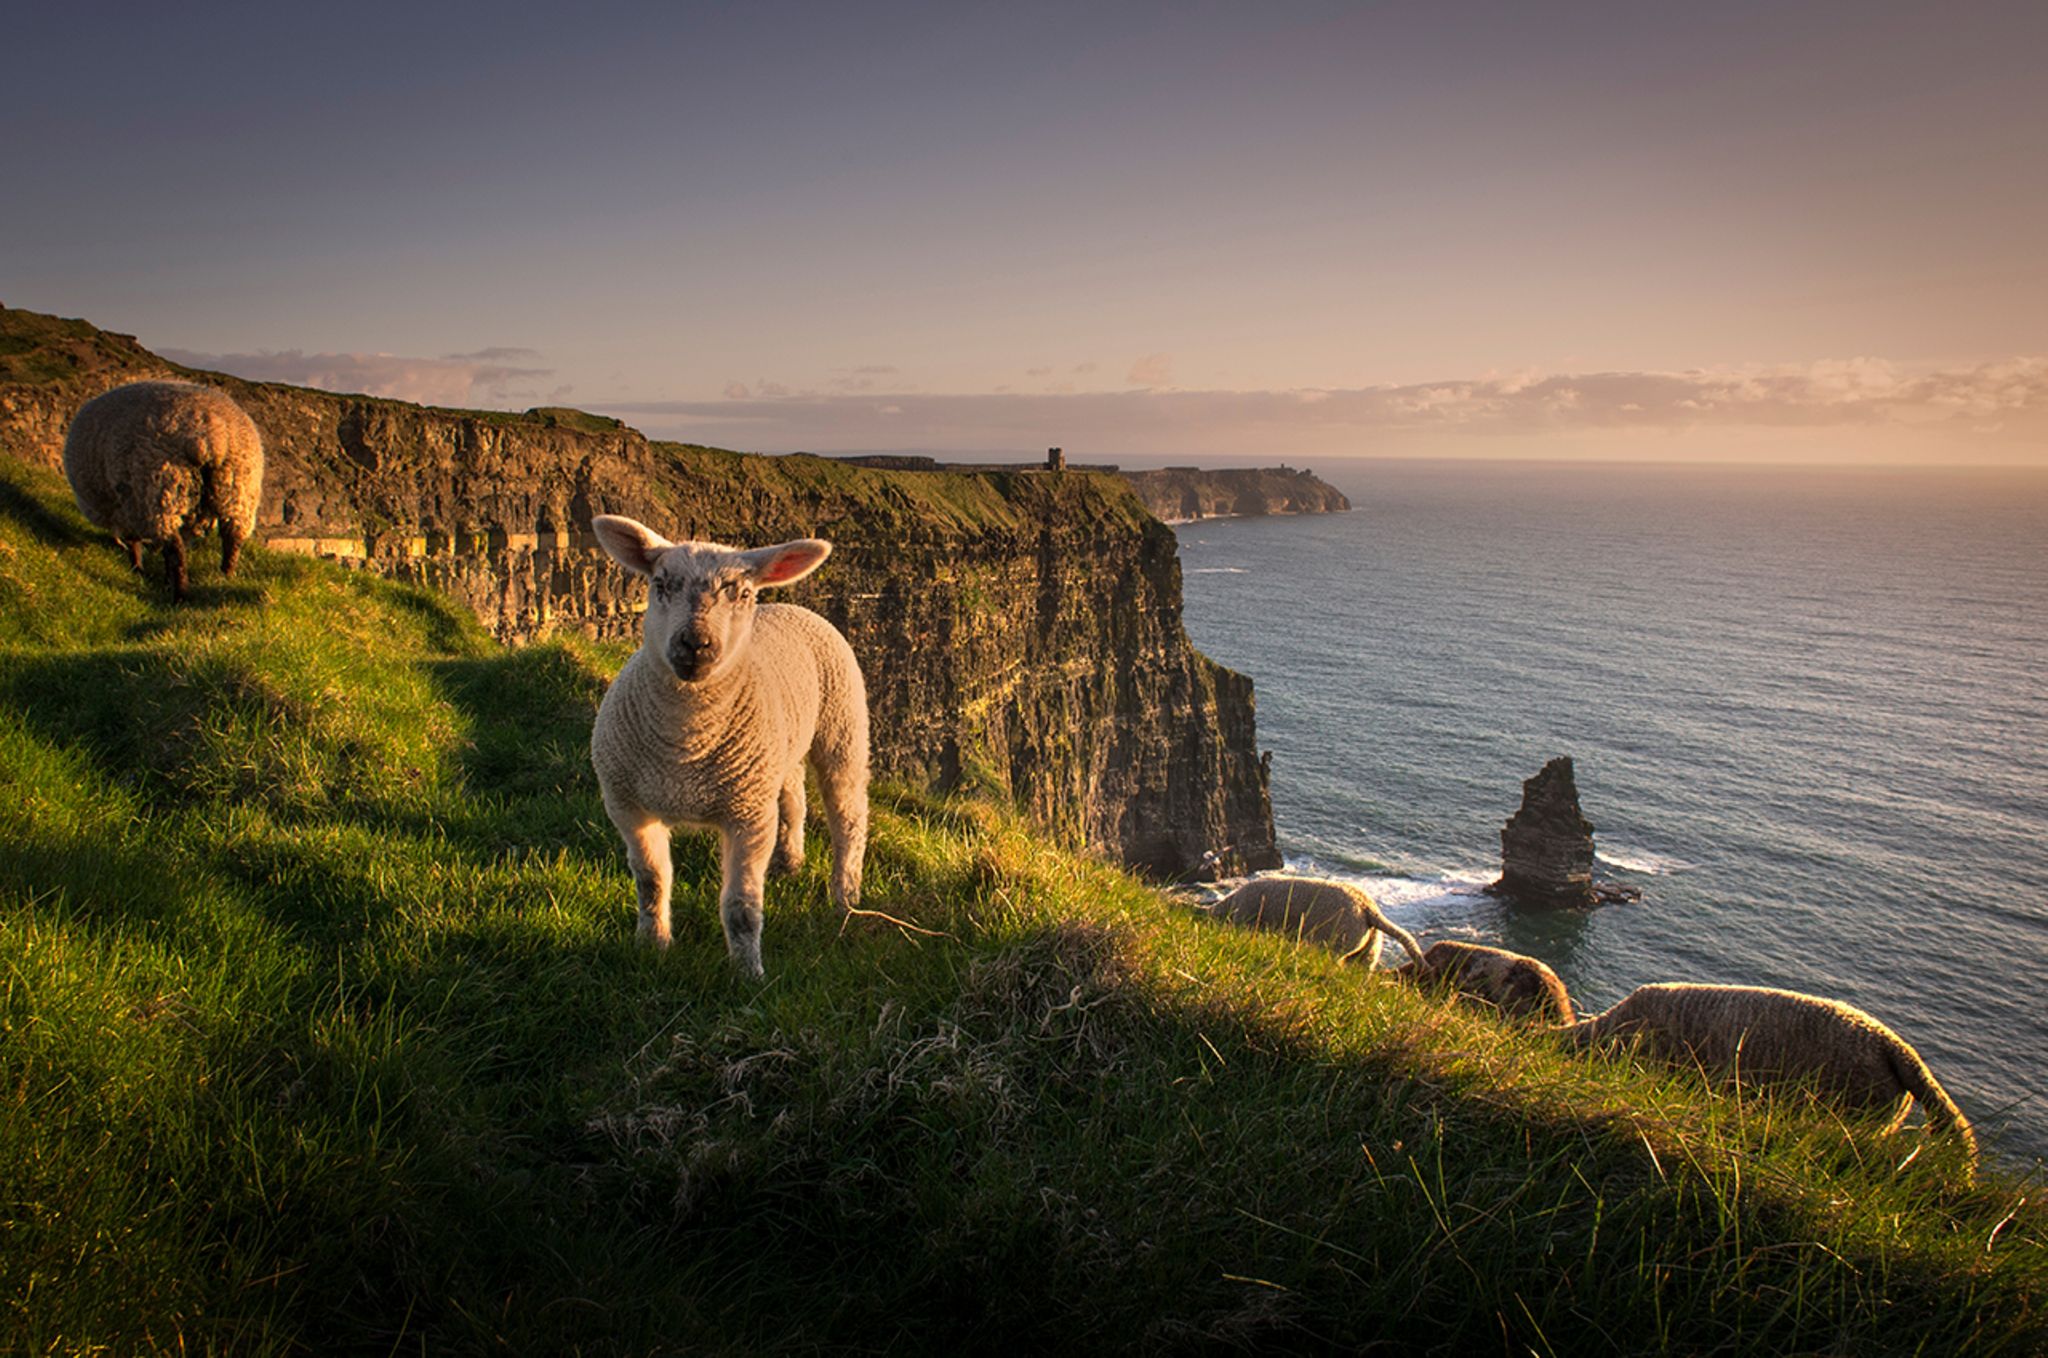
0, 459, 2040, 1356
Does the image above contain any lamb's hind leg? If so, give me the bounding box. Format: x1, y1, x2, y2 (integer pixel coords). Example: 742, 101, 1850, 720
773, 773, 806, 876
606, 800, 674, 948
718, 815, 777, 978
816, 758, 869, 913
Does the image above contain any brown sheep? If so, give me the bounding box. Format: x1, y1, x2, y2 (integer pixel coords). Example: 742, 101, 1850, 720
1566, 982, 1977, 1180
1396, 940, 1575, 1024
62, 380, 264, 600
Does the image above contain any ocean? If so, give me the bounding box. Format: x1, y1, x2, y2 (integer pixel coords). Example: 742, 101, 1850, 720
1171, 459, 2048, 1164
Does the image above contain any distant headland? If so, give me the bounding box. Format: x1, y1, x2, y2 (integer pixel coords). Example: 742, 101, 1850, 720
832, 450, 1351, 524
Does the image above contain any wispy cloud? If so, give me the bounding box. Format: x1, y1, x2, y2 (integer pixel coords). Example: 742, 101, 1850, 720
1126, 353, 1174, 388
164, 346, 556, 408
600, 356, 2048, 455
824, 363, 905, 393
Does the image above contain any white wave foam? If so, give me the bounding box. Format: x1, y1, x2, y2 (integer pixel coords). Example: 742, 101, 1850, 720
1596, 846, 1692, 875
1187, 566, 1250, 574
1269, 857, 1495, 915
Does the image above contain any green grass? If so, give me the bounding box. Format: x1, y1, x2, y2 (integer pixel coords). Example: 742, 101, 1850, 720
0, 458, 2041, 1354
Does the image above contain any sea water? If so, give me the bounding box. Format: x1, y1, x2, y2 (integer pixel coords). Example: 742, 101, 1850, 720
1172, 460, 2048, 1163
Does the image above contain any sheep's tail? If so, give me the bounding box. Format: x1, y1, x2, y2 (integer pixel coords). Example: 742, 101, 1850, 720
1378, 916, 1425, 968
1886, 1038, 1978, 1180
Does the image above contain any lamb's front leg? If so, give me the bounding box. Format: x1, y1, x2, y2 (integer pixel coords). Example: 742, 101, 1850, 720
718, 814, 777, 978
607, 801, 674, 948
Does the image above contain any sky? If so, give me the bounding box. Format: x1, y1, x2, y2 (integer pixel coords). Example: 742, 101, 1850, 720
4, 0, 2045, 464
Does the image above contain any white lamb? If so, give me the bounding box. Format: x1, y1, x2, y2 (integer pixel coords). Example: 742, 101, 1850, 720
1207, 875, 1425, 970
589, 514, 870, 977
1565, 982, 1977, 1179
62, 380, 264, 601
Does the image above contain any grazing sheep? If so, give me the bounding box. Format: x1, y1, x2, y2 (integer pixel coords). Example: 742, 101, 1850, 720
62, 381, 264, 600
589, 514, 869, 977
1395, 940, 1576, 1024
1566, 982, 1977, 1177
1207, 875, 1425, 970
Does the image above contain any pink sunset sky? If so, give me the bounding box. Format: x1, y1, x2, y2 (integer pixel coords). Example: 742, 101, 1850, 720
5, 2, 2044, 464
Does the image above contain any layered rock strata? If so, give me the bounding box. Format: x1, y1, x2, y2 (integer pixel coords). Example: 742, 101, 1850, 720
0, 305, 1280, 878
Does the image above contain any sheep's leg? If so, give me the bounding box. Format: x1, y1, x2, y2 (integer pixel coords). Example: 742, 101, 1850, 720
816, 761, 868, 913
1878, 1091, 1916, 1136
1339, 927, 1383, 970
718, 815, 776, 978
221, 521, 246, 577
772, 773, 806, 876
120, 538, 144, 573
162, 535, 189, 602
607, 804, 674, 948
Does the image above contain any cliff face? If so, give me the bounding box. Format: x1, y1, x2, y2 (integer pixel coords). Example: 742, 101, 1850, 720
1123, 465, 1351, 523
0, 304, 1279, 877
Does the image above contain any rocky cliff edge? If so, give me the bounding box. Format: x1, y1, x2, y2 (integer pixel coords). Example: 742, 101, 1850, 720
0, 304, 1279, 877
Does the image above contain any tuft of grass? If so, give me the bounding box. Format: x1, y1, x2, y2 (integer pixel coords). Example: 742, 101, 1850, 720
0, 459, 2042, 1354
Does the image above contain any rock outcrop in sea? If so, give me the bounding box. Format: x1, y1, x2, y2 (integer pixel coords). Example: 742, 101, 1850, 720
1488, 756, 1639, 907
0, 304, 1281, 879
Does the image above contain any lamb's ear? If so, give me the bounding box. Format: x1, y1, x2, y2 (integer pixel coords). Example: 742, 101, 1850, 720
742, 538, 832, 588
591, 515, 673, 578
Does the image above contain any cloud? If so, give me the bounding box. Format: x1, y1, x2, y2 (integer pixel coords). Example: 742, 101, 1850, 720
724, 381, 752, 399
442, 345, 542, 363
604, 355, 2048, 457
827, 363, 906, 393
1126, 353, 1173, 388
163, 345, 555, 408
1025, 366, 1053, 378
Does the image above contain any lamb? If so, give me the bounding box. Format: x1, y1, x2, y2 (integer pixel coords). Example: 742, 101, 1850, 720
1566, 982, 1977, 1177
1395, 940, 1576, 1024
589, 513, 869, 977
1206, 875, 1425, 970
62, 380, 265, 601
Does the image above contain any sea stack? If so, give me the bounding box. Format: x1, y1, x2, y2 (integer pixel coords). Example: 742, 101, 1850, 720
1489, 756, 1638, 907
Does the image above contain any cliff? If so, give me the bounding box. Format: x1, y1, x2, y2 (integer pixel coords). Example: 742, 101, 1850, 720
1122, 464, 1350, 523
0, 304, 1278, 877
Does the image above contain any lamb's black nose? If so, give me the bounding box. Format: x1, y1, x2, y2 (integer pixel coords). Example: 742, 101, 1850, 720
667, 637, 704, 678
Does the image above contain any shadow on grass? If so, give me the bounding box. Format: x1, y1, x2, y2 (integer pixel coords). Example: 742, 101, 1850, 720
0, 471, 99, 549
423, 645, 607, 806
382, 582, 479, 654
0, 648, 206, 805
352, 909, 2003, 1355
